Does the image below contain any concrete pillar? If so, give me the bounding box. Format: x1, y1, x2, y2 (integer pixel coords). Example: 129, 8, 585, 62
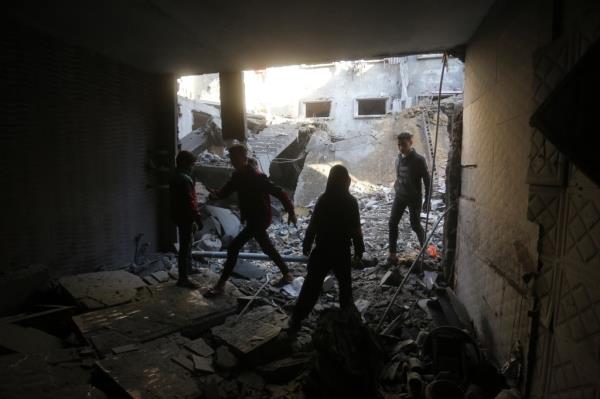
219, 71, 246, 141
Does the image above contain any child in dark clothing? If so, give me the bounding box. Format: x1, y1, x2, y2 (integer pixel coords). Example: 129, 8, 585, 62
288, 164, 365, 333
204, 144, 297, 297
169, 151, 203, 289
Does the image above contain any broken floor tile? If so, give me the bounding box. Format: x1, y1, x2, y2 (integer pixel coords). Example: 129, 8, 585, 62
257, 356, 310, 384
184, 337, 214, 357
59, 270, 146, 310
74, 271, 239, 355
211, 306, 288, 365
151, 270, 170, 283
192, 354, 214, 373
97, 338, 203, 399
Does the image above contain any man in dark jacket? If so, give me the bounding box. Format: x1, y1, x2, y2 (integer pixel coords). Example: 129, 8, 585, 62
204, 144, 297, 297
388, 132, 431, 265
170, 151, 203, 288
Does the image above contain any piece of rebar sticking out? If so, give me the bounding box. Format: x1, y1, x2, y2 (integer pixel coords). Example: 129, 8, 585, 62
407, 371, 424, 398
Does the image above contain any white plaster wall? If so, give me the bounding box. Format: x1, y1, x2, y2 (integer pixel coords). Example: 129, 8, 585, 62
457, 0, 549, 371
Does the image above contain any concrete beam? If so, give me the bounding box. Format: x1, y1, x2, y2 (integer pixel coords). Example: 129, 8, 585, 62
219, 71, 246, 142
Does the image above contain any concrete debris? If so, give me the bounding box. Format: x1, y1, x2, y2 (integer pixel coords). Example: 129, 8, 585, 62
97, 335, 203, 398
215, 346, 238, 370
0, 323, 63, 353
0, 264, 49, 316
211, 306, 288, 364
74, 270, 239, 354
197, 233, 222, 251
151, 270, 170, 283
192, 354, 215, 373
322, 275, 335, 292
59, 270, 146, 310
111, 344, 138, 355
380, 268, 403, 286
205, 205, 242, 246
281, 276, 304, 297
184, 337, 215, 357
232, 259, 267, 280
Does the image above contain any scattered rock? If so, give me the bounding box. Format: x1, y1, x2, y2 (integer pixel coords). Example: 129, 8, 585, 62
215, 346, 238, 370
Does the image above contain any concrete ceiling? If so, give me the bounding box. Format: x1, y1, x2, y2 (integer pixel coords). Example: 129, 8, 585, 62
8, 0, 495, 75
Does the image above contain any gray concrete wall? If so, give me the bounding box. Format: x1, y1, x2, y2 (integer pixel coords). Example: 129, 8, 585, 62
0, 18, 176, 277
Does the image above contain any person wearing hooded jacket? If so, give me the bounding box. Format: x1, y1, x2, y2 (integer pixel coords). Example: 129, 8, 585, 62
288, 164, 365, 333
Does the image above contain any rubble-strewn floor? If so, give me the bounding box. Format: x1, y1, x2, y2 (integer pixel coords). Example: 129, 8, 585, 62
0, 181, 465, 399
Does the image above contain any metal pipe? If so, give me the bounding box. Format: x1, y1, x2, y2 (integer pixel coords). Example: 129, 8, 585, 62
192, 250, 308, 263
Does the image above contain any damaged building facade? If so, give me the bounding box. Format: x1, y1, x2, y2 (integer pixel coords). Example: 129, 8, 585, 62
1, 0, 599, 398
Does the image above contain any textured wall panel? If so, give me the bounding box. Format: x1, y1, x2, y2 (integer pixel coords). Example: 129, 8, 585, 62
458, 0, 549, 384
0, 19, 175, 277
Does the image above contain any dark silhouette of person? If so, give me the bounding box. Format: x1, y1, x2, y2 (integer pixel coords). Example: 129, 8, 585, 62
388, 132, 430, 265
288, 164, 365, 333
169, 150, 203, 289
204, 144, 297, 297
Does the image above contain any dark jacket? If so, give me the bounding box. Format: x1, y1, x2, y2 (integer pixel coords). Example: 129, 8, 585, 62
394, 149, 431, 202
213, 164, 294, 230
303, 192, 365, 256
169, 169, 202, 226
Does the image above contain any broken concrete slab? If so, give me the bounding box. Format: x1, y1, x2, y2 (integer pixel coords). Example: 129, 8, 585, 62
184, 337, 215, 357
211, 305, 288, 365
192, 354, 214, 373
205, 205, 242, 246
111, 344, 138, 355
96, 336, 203, 399
74, 270, 240, 355
215, 346, 238, 370
380, 268, 403, 286
232, 259, 267, 280
0, 323, 63, 353
59, 270, 146, 310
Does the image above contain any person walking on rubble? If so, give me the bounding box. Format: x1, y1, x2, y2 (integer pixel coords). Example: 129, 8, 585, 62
287, 164, 365, 334
204, 144, 297, 297
388, 132, 431, 265
170, 150, 203, 289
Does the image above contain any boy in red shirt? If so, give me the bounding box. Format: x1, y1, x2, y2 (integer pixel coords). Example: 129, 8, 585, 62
205, 144, 296, 297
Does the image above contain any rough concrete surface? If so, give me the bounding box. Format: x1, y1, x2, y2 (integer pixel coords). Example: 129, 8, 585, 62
59, 271, 146, 310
